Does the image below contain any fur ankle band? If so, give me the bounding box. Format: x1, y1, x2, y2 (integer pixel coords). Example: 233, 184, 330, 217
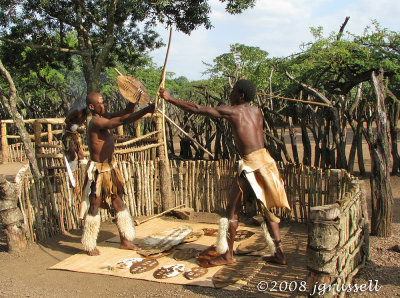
261, 221, 276, 255
81, 213, 101, 252
216, 217, 229, 254
116, 209, 135, 241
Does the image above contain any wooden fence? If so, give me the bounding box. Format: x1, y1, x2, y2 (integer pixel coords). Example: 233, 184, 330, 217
307, 180, 368, 297
0, 117, 155, 164
16, 160, 355, 242
279, 164, 353, 223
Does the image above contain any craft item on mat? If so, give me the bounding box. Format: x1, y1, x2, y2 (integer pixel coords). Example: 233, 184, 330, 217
196, 245, 221, 268
183, 267, 208, 280
173, 248, 200, 261
117, 75, 150, 104
153, 264, 185, 279
234, 230, 255, 241
202, 228, 218, 237
212, 257, 260, 288
183, 230, 204, 243
104, 257, 143, 271
138, 225, 192, 257
146, 250, 173, 259
235, 234, 267, 255
129, 258, 159, 274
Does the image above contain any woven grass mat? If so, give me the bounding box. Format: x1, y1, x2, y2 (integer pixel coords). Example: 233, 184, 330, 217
48, 218, 267, 290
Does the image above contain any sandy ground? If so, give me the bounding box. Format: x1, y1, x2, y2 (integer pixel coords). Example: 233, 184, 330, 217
0, 213, 271, 298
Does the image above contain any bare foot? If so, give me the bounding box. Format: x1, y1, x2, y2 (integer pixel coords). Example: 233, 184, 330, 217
207, 255, 235, 267
263, 254, 287, 265
87, 247, 100, 256
120, 241, 140, 251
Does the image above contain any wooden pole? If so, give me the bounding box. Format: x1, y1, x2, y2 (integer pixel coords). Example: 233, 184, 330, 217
152, 27, 173, 122
117, 125, 124, 136
369, 70, 393, 237
156, 113, 173, 211
33, 120, 42, 161
135, 204, 185, 225
134, 121, 141, 137
1, 121, 9, 164
47, 123, 53, 143
257, 92, 331, 107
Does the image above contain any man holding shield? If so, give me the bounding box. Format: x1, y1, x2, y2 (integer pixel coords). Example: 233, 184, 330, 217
81, 92, 154, 256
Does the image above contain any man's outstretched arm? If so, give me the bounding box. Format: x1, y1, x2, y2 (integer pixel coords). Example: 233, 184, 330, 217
106, 102, 136, 119
159, 88, 233, 119
94, 103, 155, 130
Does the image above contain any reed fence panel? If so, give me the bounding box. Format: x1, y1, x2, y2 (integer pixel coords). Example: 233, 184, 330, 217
17, 160, 355, 242
307, 180, 368, 297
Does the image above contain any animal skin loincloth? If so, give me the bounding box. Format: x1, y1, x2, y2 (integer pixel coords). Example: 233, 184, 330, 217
238, 148, 290, 223
84, 160, 125, 198
79, 160, 125, 218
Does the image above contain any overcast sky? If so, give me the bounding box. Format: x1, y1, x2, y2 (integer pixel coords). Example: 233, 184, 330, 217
150, 0, 400, 81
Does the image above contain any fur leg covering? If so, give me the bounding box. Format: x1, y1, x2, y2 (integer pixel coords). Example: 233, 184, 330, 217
79, 177, 91, 220
216, 217, 229, 254
261, 221, 276, 255
81, 213, 101, 252
116, 209, 135, 241
79, 195, 90, 220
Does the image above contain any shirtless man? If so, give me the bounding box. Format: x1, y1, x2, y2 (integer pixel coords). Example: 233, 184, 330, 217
159, 80, 290, 266
81, 92, 155, 256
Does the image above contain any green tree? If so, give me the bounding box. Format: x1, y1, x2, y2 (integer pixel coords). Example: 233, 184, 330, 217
0, 0, 255, 93
204, 43, 271, 89
278, 20, 400, 170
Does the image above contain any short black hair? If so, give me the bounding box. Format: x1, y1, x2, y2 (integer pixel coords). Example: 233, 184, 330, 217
234, 79, 256, 102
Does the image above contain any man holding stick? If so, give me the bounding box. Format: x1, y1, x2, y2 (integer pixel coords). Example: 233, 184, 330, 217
81, 92, 155, 256
159, 80, 290, 266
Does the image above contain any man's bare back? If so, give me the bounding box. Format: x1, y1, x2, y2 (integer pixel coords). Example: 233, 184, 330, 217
159, 85, 264, 157
227, 105, 264, 157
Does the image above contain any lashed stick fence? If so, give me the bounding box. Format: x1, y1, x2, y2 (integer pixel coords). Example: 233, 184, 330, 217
307, 180, 369, 297
0, 117, 157, 164
17, 160, 355, 241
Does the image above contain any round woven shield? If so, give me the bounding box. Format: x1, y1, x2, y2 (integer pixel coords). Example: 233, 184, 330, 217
117, 75, 150, 104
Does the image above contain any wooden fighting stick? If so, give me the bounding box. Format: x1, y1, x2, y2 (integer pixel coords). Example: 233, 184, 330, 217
257, 92, 331, 107
155, 108, 214, 158
152, 27, 173, 119
133, 204, 186, 226
151, 27, 173, 159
